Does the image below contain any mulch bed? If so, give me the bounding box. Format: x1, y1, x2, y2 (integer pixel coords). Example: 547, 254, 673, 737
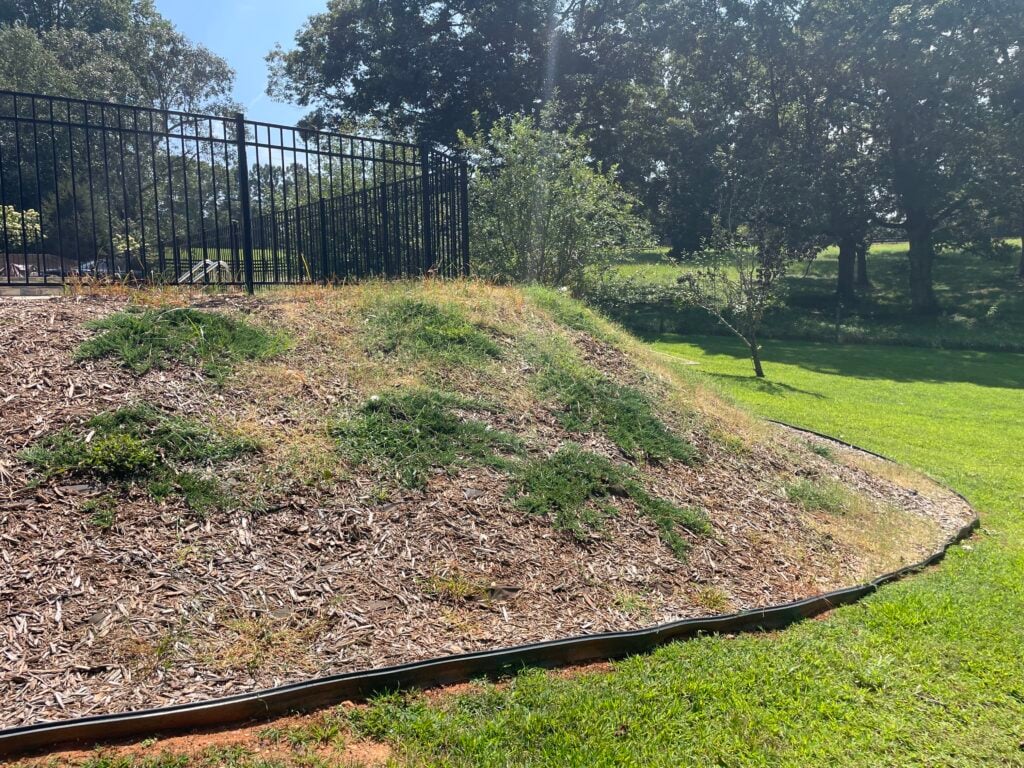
0, 294, 974, 728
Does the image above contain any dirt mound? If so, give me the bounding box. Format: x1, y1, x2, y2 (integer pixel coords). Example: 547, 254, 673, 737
0, 283, 973, 727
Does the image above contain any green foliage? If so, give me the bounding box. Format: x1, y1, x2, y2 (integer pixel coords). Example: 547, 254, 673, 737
21, 404, 255, 514
82, 496, 117, 530
511, 444, 708, 557
785, 477, 859, 516
347, 338, 1024, 767
0, 1, 235, 110
524, 285, 614, 340
76, 308, 288, 379
331, 389, 520, 487
532, 345, 697, 464
362, 297, 500, 365
0, 204, 41, 249
460, 111, 652, 289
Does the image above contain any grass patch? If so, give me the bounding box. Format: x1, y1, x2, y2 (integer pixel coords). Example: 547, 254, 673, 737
362, 296, 501, 365
331, 388, 520, 487
531, 343, 697, 464
785, 477, 863, 516
76, 307, 288, 379
22, 404, 255, 514
525, 285, 614, 339
510, 444, 709, 557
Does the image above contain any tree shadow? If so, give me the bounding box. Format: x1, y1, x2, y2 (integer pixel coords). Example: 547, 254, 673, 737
655, 333, 1024, 390
704, 371, 827, 398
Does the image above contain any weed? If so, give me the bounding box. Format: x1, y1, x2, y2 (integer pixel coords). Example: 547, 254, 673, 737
532, 342, 697, 464
82, 495, 117, 529
695, 585, 732, 612
363, 297, 501, 365
331, 388, 520, 487
421, 571, 488, 602
22, 404, 255, 514
807, 442, 835, 460
76, 307, 288, 379
613, 590, 652, 617
510, 444, 708, 556
785, 477, 863, 516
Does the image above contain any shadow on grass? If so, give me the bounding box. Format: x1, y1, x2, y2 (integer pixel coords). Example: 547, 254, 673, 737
653, 333, 1024, 389
702, 371, 827, 399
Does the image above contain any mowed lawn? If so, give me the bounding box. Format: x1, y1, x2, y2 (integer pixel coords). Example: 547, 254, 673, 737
355, 336, 1024, 767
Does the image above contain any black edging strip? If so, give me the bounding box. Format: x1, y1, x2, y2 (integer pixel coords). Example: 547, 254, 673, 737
0, 422, 980, 758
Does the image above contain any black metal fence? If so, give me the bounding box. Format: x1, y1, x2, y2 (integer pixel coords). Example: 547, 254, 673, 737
0, 90, 469, 290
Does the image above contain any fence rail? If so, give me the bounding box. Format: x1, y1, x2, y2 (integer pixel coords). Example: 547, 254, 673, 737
0, 90, 469, 290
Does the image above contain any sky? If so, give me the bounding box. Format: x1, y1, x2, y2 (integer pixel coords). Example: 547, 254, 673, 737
155, 0, 323, 124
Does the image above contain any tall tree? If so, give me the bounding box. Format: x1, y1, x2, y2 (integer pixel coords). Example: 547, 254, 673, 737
811, 0, 1018, 313
0, 0, 234, 112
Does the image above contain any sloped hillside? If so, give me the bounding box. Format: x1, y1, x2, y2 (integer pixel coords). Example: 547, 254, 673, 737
0, 283, 972, 727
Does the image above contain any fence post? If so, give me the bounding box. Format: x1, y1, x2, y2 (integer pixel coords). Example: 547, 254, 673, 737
419, 143, 434, 274
233, 112, 255, 294
459, 160, 470, 277
319, 197, 330, 283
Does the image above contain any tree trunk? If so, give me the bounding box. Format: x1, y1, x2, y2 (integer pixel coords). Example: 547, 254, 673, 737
907, 219, 939, 314
749, 338, 765, 378
855, 241, 870, 290
837, 238, 857, 302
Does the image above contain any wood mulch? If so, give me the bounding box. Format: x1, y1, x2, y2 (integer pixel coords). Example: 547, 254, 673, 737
0, 294, 975, 729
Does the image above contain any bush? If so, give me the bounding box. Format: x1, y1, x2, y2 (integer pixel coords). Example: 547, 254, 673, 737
461, 111, 652, 289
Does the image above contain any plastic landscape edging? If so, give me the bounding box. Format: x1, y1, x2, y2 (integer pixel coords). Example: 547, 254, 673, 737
0, 422, 980, 758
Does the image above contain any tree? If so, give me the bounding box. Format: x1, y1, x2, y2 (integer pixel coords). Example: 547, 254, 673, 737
461, 112, 652, 288
809, 0, 1021, 313
0, 0, 234, 112
678, 222, 817, 378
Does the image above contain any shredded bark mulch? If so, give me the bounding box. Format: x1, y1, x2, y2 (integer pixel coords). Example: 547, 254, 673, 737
0, 294, 974, 728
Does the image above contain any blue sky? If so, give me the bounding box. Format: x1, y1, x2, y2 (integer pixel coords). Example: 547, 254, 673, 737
156, 0, 324, 124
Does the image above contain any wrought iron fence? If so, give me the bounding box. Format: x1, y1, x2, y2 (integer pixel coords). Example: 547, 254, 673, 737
0, 90, 469, 290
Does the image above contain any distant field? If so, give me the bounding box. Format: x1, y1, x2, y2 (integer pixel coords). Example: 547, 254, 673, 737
599, 240, 1024, 351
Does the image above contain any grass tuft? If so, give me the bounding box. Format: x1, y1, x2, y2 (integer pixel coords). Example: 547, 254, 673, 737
22, 404, 255, 514
331, 388, 520, 487
82, 495, 117, 530
535, 355, 698, 464
785, 477, 863, 516
510, 444, 709, 556
525, 285, 614, 339
363, 297, 501, 365
76, 307, 288, 379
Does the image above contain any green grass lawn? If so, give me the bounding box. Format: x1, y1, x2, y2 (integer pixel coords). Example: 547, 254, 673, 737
352, 335, 1024, 767
601, 241, 1024, 351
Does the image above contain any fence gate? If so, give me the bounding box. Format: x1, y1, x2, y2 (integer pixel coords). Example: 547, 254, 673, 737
0, 90, 470, 291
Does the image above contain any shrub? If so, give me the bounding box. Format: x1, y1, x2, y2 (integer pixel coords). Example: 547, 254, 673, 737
461, 110, 652, 289
76, 307, 288, 378
331, 389, 520, 487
